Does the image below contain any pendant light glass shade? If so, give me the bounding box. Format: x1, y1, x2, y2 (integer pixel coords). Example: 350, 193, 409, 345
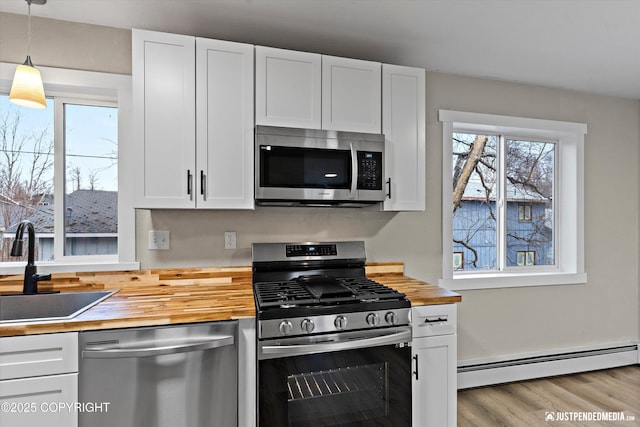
9, 0, 47, 109
10, 56, 46, 109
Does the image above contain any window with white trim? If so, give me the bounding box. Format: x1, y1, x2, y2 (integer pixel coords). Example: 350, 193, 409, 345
0, 63, 137, 273
439, 110, 587, 290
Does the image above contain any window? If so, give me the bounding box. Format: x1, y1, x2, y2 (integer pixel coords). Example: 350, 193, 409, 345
1, 96, 118, 262
1, 63, 136, 272
517, 250, 536, 266
453, 252, 464, 271
62, 101, 118, 257
518, 204, 532, 222
440, 110, 587, 290
452, 133, 555, 271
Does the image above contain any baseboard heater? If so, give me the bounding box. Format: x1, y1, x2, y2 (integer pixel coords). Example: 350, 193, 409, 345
457, 343, 638, 389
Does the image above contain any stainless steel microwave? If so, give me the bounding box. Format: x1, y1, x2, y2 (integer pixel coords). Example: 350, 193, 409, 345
255, 126, 386, 207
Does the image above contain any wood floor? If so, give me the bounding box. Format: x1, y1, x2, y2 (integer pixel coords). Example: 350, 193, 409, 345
457, 365, 640, 427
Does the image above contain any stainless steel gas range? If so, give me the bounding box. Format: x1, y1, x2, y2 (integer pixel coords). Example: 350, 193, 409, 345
252, 241, 412, 427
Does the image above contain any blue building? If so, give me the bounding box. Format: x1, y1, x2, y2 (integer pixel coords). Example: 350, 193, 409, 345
453, 180, 553, 271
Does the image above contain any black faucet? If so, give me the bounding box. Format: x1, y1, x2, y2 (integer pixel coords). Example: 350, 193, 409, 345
10, 220, 52, 294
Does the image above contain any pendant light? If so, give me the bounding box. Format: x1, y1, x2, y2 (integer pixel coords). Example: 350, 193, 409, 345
9, 0, 47, 109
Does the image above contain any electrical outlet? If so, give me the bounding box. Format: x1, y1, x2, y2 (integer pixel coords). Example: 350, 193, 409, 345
224, 231, 236, 250
148, 230, 170, 250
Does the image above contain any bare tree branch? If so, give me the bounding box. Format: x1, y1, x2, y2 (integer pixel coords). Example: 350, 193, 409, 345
452, 135, 488, 213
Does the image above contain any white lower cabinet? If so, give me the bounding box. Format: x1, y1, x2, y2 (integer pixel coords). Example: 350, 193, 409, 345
0, 332, 79, 427
237, 318, 256, 427
411, 304, 457, 427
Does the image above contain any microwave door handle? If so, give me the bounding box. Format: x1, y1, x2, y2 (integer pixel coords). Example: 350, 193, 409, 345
349, 143, 357, 199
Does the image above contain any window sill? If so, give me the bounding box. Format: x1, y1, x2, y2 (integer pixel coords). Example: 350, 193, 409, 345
1, 261, 140, 275
439, 272, 587, 291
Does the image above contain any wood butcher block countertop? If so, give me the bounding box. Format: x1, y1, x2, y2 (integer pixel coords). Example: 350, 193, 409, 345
0, 263, 460, 337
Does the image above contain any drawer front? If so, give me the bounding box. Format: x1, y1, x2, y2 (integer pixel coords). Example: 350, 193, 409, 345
0, 333, 78, 380
412, 304, 457, 338
0, 373, 78, 427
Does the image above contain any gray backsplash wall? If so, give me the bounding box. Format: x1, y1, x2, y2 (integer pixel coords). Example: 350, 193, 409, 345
135, 206, 441, 282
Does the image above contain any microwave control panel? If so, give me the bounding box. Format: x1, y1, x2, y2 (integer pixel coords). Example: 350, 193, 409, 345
356, 151, 383, 190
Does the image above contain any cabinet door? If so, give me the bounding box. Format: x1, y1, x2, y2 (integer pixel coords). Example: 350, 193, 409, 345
0, 374, 78, 427
412, 334, 457, 427
382, 64, 425, 211
322, 56, 381, 133
133, 29, 196, 208
255, 46, 322, 129
196, 39, 254, 209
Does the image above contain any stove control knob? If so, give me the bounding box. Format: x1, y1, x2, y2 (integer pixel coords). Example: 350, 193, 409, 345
385, 312, 397, 325
334, 315, 348, 330
301, 318, 315, 334
366, 313, 380, 327
278, 320, 293, 336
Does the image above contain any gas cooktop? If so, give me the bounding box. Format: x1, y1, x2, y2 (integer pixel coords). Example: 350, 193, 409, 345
252, 241, 411, 332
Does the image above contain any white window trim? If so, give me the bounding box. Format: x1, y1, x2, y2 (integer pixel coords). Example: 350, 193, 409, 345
0, 62, 139, 274
439, 110, 587, 290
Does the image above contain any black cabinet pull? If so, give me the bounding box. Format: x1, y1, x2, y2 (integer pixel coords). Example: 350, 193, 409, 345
413, 354, 419, 380
386, 177, 392, 199
200, 170, 205, 196
187, 170, 193, 196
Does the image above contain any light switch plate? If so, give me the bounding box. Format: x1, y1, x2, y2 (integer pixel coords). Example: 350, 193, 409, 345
149, 230, 170, 250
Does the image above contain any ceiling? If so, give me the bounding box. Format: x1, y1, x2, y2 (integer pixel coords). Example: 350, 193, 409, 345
2, 0, 639, 100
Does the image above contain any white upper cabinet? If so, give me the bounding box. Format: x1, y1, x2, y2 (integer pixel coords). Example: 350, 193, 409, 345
133, 30, 254, 209
255, 47, 322, 129
133, 29, 196, 209
382, 64, 425, 211
256, 48, 381, 133
322, 55, 382, 133
133, 30, 421, 211
196, 38, 254, 209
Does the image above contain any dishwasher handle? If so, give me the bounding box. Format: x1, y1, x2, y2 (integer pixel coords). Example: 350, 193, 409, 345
82, 335, 234, 359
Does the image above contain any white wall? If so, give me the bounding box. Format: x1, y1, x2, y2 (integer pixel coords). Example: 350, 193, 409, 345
0, 12, 130, 75
2, 13, 638, 363
427, 73, 639, 362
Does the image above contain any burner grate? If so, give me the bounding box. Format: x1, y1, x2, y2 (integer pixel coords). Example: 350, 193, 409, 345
254, 277, 406, 309
254, 281, 317, 307
340, 277, 406, 301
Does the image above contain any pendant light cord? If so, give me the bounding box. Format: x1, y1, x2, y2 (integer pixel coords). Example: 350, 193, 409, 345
27, 0, 32, 57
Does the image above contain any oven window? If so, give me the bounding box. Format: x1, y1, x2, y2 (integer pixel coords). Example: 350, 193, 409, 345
259, 345, 411, 427
288, 363, 387, 423
259, 145, 351, 189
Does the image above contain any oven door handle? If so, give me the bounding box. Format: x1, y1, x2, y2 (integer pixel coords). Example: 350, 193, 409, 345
261, 329, 411, 358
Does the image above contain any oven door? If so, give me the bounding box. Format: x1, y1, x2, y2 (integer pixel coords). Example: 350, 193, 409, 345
258, 327, 412, 427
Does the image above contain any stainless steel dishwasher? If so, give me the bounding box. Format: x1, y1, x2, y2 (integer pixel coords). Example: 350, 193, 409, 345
78, 321, 237, 427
